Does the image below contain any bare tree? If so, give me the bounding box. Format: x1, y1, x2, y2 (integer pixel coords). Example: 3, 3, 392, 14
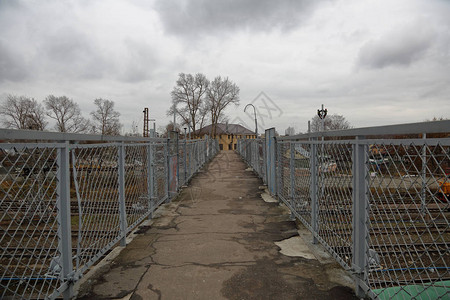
310, 113, 351, 132
44, 95, 91, 133
206, 76, 240, 137
0, 94, 47, 130
91, 98, 122, 135
159, 121, 181, 138
285, 126, 295, 136
124, 120, 141, 137
425, 116, 447, 121
197, 101, 209, 135
168, 73, 209, 133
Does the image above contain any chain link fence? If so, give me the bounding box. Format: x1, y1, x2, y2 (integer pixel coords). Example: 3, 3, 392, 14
237, 121, 450, 299
238, 138, 266, 183
0, 130, 218, 299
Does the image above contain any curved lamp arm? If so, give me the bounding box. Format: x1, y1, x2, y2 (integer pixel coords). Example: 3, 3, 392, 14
244, 104, 258, 137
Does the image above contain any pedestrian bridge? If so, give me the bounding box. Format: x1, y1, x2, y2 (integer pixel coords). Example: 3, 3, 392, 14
1, 121, 449, 300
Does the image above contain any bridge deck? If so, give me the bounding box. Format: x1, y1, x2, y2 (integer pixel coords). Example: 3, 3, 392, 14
76, 151, 357, 300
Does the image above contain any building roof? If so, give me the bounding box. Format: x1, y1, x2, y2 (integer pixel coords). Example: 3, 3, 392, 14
194, 123, 255, 136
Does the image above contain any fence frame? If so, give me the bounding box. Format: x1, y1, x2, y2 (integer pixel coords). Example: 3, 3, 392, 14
237, 120, 450, 299
0, 129, 218, 300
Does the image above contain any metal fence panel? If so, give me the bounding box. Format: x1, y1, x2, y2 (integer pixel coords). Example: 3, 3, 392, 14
154, 141, 168, 205
124, 144, 151, 230
71, 144, 121, 276
1, 144, 62, 299
0, 130, 216, 300
366, 140, 450, 299
318, 142, 354, 270
293, 142, 313, 228
237, 122, 450, 300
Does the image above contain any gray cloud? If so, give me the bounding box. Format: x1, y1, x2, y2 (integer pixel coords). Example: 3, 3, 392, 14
1, 0, 449, 133
154, 0, 325, 36
118, 39, 160, 83
0, 5, 161, 84
0, 40, 29, 82
37, 26, 111, 80
41, 27, 91, 62
358, 23, 436, 69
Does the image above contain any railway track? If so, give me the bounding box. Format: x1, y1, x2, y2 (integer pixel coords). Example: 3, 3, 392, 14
330, 242, 450, 256
317, 223, 449, 236
0, 228, 119, 235
1, 246, 114, 260
368, 277, 450, 288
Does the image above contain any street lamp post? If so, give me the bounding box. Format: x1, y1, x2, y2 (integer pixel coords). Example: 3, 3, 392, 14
317, 104, 328, 131
317, 104, 327, 132
244, 104, 258, 137
317, 104, 327, 202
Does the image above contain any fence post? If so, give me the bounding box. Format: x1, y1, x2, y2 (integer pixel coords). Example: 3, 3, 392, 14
184, 140, 187, 185
188, 142, 191, 180
251, 141, 254, 169
265, 128, 276, 196
206, 139, 208, 162
57, 141, 74, 299
256, 141, 260, 175
262, 139, 267, 184
197, 142, 200, 170
310, 138, 318, 244
176, 135, 179, 190
276, 138, 281, 200
256, 141, 260, 176
352, 136, 369, 298
118, 142, 127, 246
166, 137, 171, 203
421, 133, 427, 215
147, 142, 154, 219
289, 142, 295, 220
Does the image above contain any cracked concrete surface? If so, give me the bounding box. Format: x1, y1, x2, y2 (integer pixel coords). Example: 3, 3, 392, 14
76, 152, 358, 300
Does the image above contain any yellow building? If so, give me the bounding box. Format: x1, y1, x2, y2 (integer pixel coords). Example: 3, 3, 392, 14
194, 123, 256, 150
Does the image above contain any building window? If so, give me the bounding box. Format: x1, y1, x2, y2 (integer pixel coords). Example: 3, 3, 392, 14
234, 144, 237, 150
219, 144, 223, 150
228, 144, 232, 150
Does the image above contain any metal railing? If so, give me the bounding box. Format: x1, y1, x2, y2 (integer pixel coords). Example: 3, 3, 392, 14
237, 121, 450, 299
0, 129, 218, 300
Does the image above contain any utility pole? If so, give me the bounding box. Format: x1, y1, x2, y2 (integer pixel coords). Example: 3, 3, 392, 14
173, 103, 177, 132
143, 108, 156, 137
143, 108, 149, 137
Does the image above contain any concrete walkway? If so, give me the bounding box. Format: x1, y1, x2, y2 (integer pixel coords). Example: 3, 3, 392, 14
76, 152, 358, 300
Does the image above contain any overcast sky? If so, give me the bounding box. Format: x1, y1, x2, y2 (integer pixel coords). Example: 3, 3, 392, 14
1, 0, 449, 134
